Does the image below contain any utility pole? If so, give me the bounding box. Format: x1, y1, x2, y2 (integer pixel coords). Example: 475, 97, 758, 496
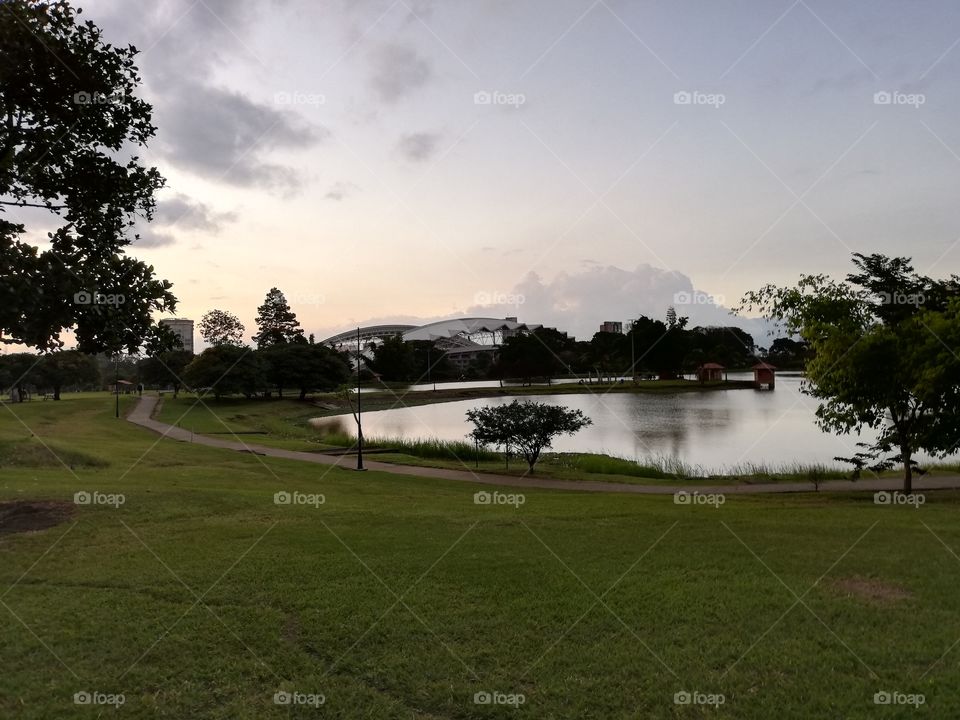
114, 355, 119, 418
356, 327, 364, 470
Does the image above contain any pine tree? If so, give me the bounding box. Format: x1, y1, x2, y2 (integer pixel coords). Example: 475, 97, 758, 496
253, 288, 304, 348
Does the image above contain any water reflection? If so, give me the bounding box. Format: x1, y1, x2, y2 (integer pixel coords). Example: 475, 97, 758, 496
314, 374, 945, 471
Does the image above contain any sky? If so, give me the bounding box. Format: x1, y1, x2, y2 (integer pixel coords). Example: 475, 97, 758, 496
23, 0, 960, 345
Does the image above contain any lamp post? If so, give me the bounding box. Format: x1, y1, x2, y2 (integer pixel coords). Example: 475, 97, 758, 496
356, 327, 365, 471
114, 354, 119, 418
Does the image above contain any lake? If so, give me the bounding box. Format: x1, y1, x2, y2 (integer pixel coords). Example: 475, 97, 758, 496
314, 374, 935, 472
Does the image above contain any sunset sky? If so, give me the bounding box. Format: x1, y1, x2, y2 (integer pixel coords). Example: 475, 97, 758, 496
24, 0, 960, 344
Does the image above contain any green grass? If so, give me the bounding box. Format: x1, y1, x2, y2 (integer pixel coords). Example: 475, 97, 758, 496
1, 393, 960, 718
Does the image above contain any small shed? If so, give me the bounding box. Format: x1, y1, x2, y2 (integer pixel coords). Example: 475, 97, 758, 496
697, 363, 726, 383
752, 362, 776, 390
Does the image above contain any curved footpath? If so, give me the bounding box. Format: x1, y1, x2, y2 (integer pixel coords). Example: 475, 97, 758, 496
127, 396, 960, 496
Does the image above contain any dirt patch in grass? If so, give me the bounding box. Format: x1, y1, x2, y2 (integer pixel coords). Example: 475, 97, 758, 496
830, 575, 913, 604
0, 500, 74, 536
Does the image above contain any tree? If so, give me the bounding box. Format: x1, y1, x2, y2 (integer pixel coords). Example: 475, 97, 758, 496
252, 288, 304, 348
1, 1, 175, 352
369, 335, 415, 381
143, 323, 183, 356
260, 342, 351, 400
740, 253, 960, 493
493, 328, 572, 383
199, 309, 245, 347
0, 352, 39, 401
466, 400, 592, 472
139, 350, 193, 397
36, 350, 99, 399
183, 345, 263, 400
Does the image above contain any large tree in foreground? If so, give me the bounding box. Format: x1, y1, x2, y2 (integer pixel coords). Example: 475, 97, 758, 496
739, 253, 960, 493
1, 1, 175, 352
466, 400, 592, 472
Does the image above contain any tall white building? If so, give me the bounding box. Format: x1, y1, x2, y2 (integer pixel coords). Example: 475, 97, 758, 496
160, 318, 195, 353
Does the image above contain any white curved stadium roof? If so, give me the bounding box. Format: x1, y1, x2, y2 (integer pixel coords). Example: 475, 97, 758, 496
402, 317, 539, 342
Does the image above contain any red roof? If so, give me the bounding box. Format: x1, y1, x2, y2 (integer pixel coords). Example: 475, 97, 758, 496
752, 362, 776, 370
700, 363, 725, 369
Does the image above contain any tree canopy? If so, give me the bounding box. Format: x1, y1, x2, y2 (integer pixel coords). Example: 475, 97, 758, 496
1, 0, 175, 352
199, 309, 245, 347
740, 253, 960, 492
466, 399, 592, 472
253, 288, 304, 348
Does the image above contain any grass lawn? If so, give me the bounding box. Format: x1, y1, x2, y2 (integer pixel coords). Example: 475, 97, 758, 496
1, 393, 959, 718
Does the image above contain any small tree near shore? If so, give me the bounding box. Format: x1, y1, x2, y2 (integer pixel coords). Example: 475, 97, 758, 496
466, 400, 592, 473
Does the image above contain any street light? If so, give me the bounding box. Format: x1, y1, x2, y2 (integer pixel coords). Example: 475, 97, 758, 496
114, 354, 119, 418
356, 327, 365, 471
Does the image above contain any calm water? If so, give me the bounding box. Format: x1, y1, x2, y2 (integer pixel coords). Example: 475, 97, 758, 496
316, 374, 936, 472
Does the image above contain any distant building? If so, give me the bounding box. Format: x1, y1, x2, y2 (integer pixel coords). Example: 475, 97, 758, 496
160, 318, 194, 353
599, 321, 623, 334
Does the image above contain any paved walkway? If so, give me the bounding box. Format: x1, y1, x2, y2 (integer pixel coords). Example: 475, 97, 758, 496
127, 396, 960, 496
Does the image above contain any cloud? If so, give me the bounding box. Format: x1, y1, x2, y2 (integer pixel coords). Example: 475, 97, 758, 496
463, 265, 778, 342
154, 83, 326, 189
134, 194, 237, 248
369, 43, 433, 103
397, 132, 441, 162
325, 181, 360, 201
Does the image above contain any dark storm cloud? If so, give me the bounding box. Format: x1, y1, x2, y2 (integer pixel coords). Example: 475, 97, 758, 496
369, 43, 433, 103
91, 0, 321, 190
155, 83, 326, 189
397, 132, 441, 162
